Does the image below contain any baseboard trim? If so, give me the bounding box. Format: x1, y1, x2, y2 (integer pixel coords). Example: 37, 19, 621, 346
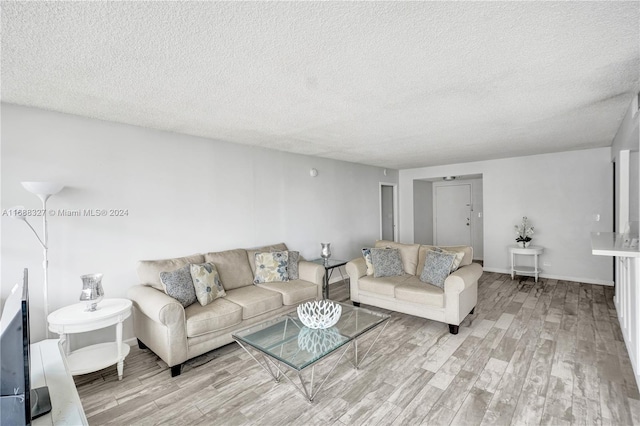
124, 337, 138, 347
482, 267, 614, 286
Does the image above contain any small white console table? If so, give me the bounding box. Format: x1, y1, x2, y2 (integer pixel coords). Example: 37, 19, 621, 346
509, 245, 544, 282
32, 339, 88, 426
48, 298, 132, 380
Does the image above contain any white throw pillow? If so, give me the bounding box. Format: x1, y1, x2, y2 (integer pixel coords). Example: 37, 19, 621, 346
190, 263, 226, 306
254, 251, 289, 283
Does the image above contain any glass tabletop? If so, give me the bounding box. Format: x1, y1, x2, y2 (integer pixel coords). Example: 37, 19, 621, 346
308, 258, 348, 268
232, 302, 389, 371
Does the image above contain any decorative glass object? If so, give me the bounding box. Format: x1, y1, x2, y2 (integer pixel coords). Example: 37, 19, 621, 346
297, 300, 342, 329
320, 242, 331, 260
80, 273, 104, 311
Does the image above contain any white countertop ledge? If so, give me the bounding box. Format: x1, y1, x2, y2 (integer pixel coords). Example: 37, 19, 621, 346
591, 232, 640, 258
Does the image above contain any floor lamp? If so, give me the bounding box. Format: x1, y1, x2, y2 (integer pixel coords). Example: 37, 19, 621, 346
10, 182, 64, 338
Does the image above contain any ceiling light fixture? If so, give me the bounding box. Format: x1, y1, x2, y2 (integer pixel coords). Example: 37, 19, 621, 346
443, 176, 456, 181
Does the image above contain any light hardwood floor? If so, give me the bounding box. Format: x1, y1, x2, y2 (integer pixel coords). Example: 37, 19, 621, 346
75, 272, 640, 425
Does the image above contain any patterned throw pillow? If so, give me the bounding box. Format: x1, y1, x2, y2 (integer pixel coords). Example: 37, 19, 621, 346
420, 250, 456, 288
434, 247, 465, 272
287, 251, 300, 280
370, 248, 404, 278
254, 251, 289, 283
190, 263, 226, 306
362, 248, 374, 276
159, 264, 197, 307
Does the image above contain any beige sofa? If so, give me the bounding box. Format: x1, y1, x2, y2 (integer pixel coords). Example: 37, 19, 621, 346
346, 240, 483, 334
127, 243, 324, 376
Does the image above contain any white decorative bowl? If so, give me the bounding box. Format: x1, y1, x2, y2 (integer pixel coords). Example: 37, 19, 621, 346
296, 300, 342, 329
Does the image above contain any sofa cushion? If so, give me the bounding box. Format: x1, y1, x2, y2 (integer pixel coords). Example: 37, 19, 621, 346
370, 248, 404, 278
375, 240, 420, 275
223, 286, 283, 319
190, 263, 226, 306
159, 264, 197, 308
420, 249, 456, 288
418, 245, 473, 274
254, 251, 289, 283
184, 298, 243, 337
137, 253, 205, 291
395, 278, 445, 308
204, 249, 254, 290
246, 243, 289, 274
358, 274, 411, 297
257, 280, 317, 305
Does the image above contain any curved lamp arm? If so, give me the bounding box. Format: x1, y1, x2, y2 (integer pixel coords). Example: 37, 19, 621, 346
8, 207, 47, 249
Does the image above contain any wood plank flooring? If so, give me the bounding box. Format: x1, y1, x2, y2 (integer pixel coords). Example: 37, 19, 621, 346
75, 272, 640, 425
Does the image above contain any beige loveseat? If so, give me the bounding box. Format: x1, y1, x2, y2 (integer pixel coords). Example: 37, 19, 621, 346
346, 240, 483, 334
127, 243, 324, 376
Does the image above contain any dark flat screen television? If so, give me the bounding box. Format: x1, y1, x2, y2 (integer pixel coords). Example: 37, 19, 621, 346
0, 268, 51, 425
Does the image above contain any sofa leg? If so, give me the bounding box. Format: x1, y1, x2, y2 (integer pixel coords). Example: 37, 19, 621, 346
448, 324, 459, 335
137, 338, 148, 350
470, 307, 476, 315
170, 364, 182, 377
352, 301, 361, 307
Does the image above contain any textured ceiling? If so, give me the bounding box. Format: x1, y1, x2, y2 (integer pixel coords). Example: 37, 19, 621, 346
2, 2, 639, 169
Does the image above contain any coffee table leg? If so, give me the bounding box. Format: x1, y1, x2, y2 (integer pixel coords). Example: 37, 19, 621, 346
282, 344, 351, 402
236, 338, 352, 402
352, 320, 389, 369
235, 340, 282, 382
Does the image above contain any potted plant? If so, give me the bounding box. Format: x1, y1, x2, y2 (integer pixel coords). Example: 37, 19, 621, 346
515, 216, 534, 247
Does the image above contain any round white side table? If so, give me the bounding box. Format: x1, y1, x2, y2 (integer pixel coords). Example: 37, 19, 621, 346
509, 245, 544, 282
48, 298, 132, 380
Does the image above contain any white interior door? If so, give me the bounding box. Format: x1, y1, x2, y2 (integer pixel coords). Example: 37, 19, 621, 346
435, 184, 471, 246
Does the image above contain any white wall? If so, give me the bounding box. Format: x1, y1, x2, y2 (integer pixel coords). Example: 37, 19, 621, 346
1, 103, 397, 343
413, 180, 433, 244
630, 151, 639, 225
400, 148, 614, 284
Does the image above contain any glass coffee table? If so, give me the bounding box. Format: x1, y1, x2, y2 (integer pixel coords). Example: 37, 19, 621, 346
232, 302, 389, 402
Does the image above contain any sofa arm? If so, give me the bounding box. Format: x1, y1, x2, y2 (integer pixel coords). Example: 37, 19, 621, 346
346, 257, 366, 303
444, 262, 482, 326
128, 285, 185, 326
298, 260, 324, 286
346, 257, 366, 280
444, 263, 483, 293
127, 285, 188, 368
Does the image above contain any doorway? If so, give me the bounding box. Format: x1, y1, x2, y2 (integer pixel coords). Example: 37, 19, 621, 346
380, 183, 397, 241
435, 184, 472, 246
413, 175, 484, 260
